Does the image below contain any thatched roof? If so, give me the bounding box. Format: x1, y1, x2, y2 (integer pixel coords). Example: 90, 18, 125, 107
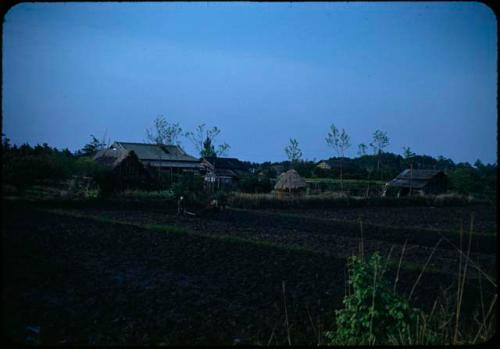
113, 142, 198, 162
93, 148, 132, 169
202, 157, 251, 178
274, 169, 307, 191
95, 142, 201, 170
387, 169, 446, 189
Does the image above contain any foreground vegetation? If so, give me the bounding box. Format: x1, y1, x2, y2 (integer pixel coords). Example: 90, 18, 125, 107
326, 252, 496, 345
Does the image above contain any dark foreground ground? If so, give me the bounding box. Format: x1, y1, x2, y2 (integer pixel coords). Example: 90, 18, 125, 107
2, 200, 496, 345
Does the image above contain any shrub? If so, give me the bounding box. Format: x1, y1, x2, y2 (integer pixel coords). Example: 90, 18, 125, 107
238, 176, 273, 193
93, 167, 116, 197
118, 189, 176, 201
448, 168, 482, 194
171, 174, 204, 195
324, 253, 422, 345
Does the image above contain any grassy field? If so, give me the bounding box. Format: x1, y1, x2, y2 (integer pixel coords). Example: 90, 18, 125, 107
2, 199, 496, 345
305, 178, 386, 185
304, 178, 386, 196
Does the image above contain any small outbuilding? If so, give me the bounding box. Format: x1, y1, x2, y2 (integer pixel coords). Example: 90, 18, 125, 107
201, 156, 251, 189
274, 169, 307, 193
385, 169, 447, 196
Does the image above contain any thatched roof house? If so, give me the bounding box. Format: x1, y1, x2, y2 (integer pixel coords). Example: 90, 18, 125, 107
316, 157, 356, 170
386, 169, 447, 196
274, 169, 307, 192
95, 142, 201, 174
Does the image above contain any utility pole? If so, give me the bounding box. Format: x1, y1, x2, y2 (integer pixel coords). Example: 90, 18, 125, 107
409, 163, 413, 196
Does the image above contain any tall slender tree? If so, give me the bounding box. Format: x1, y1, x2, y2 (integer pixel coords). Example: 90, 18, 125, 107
326, 124, 351, 192
284, 138, 302, 165
402, 146, 415, 160
369, 130, 389, 178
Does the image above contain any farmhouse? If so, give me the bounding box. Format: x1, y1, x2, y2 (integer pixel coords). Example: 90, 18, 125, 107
316, 158, 355, 170
94, 142, 201, 174
201, 156, 251, 187
385, 169, 448, 196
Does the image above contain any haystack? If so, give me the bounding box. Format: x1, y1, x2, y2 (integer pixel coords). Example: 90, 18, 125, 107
274, 169, 307, 192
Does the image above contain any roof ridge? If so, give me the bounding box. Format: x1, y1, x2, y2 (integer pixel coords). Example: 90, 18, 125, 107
116, 141, 181, 147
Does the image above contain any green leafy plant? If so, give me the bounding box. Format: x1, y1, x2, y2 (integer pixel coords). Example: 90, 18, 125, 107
324, 253, 422, 345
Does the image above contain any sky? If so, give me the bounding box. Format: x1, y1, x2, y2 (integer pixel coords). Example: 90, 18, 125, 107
2, 2, 497, 164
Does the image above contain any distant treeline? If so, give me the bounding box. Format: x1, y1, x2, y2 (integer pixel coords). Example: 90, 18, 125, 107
1, 136, 497, 200
1, 140, 103, 191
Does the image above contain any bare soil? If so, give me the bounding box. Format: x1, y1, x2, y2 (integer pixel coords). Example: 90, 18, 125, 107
2, 201, 496, 345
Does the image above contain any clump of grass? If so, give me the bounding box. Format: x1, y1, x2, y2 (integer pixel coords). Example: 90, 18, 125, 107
118, 189, 176, 201
433, 192, 487, 206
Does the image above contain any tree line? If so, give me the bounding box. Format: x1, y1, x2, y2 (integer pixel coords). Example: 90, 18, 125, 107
2, 114, 496, 199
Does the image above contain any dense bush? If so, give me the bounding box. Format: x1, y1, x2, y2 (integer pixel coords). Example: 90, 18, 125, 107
448, 168, 482, 194
447, 166, 496, 203
2, 142, 80, 190
171, 173, 205, 199
238, 176, 273, 193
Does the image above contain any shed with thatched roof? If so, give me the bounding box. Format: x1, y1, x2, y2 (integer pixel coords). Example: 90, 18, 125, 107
385, 169, 447, 196
274, 169, 307, 192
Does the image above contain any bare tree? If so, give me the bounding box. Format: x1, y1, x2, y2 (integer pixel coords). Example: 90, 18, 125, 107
326, 124, 351, 192
146, 115, 183, 145
284, 138, 302, 164
185, 124, 230, 157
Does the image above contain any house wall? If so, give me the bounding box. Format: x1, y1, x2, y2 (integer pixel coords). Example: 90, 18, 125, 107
423, 174, 447, 194
113, 153, 150, 190
317, 162, 331, 170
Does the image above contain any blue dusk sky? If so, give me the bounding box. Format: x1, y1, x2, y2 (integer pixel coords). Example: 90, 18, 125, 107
2, 2, 497, 164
